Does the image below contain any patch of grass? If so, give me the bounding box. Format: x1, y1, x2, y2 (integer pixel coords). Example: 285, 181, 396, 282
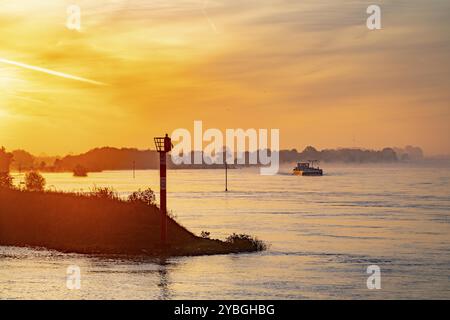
87, 186, 121, 201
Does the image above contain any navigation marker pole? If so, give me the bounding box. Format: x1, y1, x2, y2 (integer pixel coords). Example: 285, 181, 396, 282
154, 134, 172, 246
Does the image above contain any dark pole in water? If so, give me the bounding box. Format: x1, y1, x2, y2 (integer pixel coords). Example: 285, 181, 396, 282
133, 160, 135, 179
225, 160, 228, 192
224, 145, 228, 192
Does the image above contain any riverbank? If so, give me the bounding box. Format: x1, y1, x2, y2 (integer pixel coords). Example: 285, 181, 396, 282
0, 188, 266, 257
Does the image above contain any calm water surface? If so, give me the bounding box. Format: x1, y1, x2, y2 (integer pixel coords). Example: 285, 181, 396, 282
1, 164, 450, 299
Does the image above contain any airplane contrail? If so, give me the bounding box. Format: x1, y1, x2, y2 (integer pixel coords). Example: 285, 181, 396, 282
0, 58, 106, 86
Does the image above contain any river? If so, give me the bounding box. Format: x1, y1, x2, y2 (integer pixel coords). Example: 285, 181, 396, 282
1, 163, 449, 299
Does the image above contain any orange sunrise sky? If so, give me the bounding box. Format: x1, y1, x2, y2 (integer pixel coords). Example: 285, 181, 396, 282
0, 0, 449, 156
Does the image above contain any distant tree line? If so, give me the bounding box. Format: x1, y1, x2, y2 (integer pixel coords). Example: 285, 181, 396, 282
0, 145, 426, 174
279, 146, 401, 163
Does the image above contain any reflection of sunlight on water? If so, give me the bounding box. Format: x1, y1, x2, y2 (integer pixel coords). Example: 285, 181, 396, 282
2, 165, 450, 299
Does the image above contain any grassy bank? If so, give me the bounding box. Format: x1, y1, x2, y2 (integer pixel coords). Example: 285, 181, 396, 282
0, 187, 266, 256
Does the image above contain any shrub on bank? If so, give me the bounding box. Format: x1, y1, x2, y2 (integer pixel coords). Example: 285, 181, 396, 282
226, 233, 267, 251
73, 165, 88, 177
0, 172, 13, 189
88, 186, 120, 201
25, 171, 46, 192
201, 231, 211, 239
128, 188, 156, 207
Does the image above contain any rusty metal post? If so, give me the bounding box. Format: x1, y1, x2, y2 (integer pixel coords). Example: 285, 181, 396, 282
159, 151, 167, 245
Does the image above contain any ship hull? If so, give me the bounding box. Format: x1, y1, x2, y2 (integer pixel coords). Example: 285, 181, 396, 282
293, 169, 323, 176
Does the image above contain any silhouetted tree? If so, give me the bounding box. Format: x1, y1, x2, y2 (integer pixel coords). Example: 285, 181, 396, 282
0, 147, 13, 173
11, 150, 34, 170
25, 171, 46, 192
73, 165, 88, 177
380, 148, 398, 162
301, 146, 320, 160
